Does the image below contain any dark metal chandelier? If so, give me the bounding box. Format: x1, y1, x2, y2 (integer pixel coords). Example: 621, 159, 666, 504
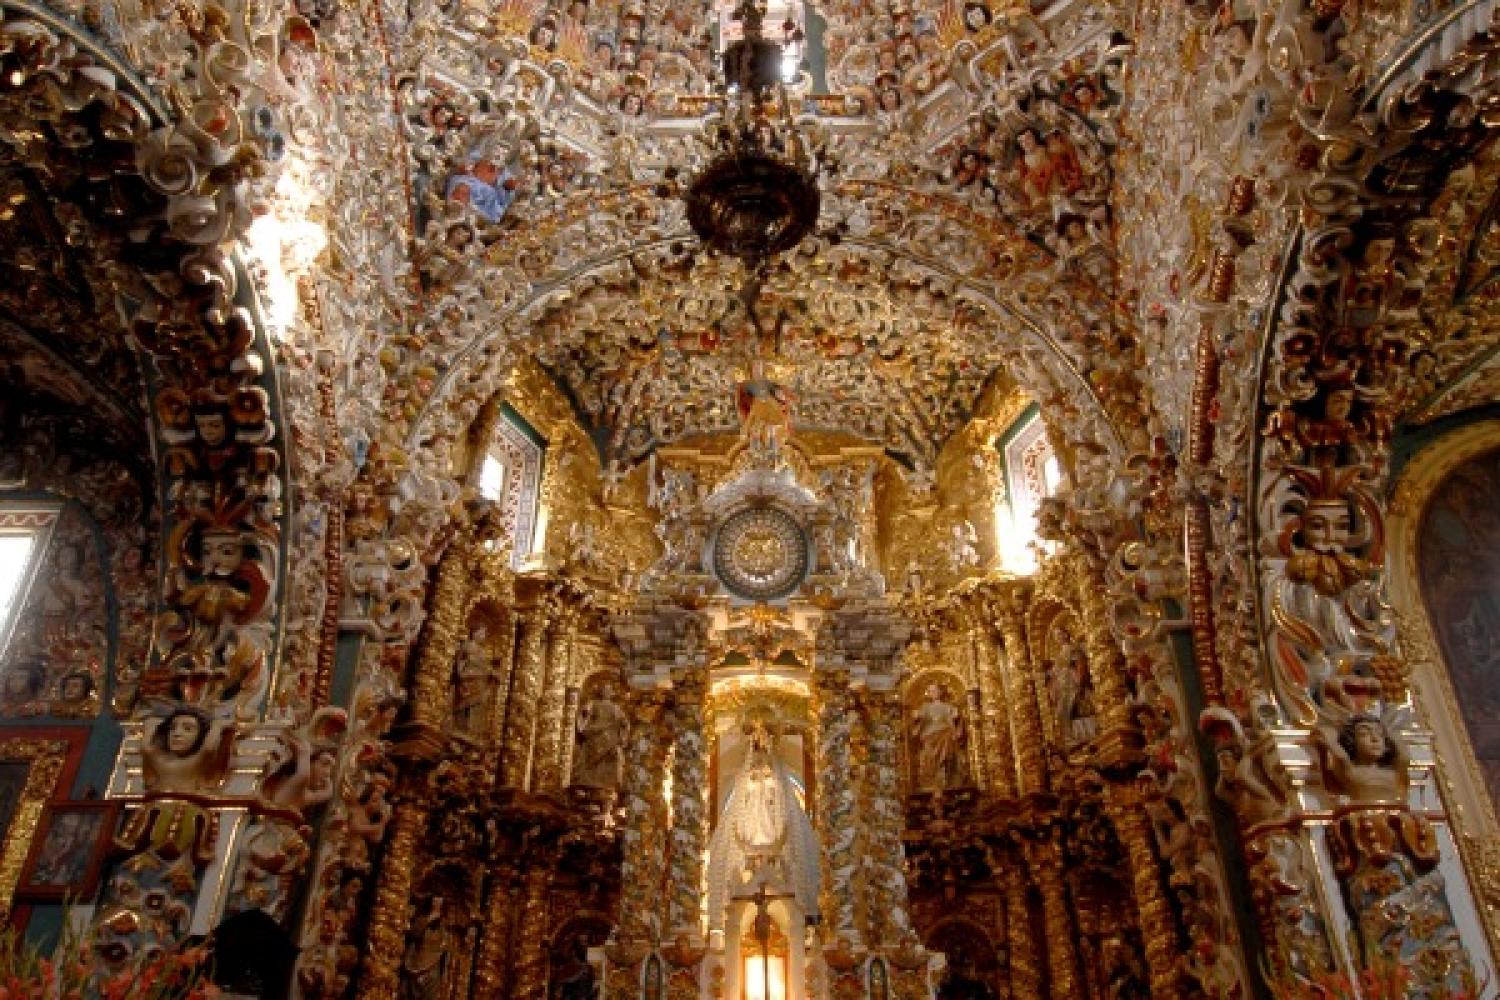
682, 0, 831, 277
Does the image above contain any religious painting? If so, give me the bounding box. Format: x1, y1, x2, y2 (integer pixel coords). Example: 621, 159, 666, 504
0, 732, 80, 921
19, 801, 118, 898
1417, 446, 1500, 804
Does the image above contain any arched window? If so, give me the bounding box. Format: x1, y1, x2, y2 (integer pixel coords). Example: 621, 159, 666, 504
0, 506, 59, 659
994, 407, 1059, 574
475, 404, 546, 569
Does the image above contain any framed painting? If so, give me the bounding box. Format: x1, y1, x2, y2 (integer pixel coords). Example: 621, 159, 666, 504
18, 801, 118, 898
0, 730, 85, 921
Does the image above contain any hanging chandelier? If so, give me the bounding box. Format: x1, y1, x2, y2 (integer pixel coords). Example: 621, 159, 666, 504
680, 0, 832, 276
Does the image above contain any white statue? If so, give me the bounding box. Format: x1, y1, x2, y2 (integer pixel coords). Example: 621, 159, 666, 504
705, 722, 820, 931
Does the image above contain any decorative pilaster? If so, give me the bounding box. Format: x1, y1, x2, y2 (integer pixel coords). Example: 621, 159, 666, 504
501, 595, 552, 788
664, 665, 709, 939
357, 799, 430, 1000
512, 860, 553, 1000
471, 864, 519, 998
999, 862, 1042, 1000
994, 586, 1046, 796
1025, 835, 1080, 1000
815, 669, 860, 946
1105, 785, 1183, 1000
534, 604, 577, 791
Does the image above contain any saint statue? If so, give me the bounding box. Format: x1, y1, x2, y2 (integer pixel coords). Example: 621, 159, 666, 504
572, 683, 629, 789
705, 722, 820, 931
911, 685, 963, 791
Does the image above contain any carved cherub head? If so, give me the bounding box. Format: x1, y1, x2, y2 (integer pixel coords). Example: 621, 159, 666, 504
155, 706, 212, 758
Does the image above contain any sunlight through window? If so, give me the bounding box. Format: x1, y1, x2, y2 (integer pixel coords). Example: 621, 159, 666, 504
0, 531, 43, 656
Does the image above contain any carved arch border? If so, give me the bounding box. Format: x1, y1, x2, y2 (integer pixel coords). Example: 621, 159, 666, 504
1388, 417, 1500, 958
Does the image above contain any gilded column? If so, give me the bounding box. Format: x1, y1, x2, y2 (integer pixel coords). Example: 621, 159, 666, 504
973, 616, 1016, 799
357, 521, 477, 998
501, 594, 553, 788
1106, 785, 1183, 999
357, 799, 429, 1000
999, 861, 1042, 1000
484, 607, 519, 749
994, 586, 1046, 796
1025, 835, 1080, 1000
1070, 555, 1138, 751
471, 864, 519, 998
534, 604, 577, 791
411, 523, 479, 728
815, 668, 860, 946
665, 664, 709, 939
512, 859, 553, 1000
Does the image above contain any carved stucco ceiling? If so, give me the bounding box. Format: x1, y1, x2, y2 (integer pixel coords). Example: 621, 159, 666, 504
0, 165, 149, 455
399, 0, 1136, 467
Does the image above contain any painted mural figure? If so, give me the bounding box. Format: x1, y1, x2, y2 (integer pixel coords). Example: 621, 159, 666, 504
447, 155, 519, 223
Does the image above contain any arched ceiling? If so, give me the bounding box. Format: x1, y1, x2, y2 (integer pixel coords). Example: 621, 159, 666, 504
390, 0, 1139, 468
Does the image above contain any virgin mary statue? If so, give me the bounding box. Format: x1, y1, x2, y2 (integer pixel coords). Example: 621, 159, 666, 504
705, 722, 821, 932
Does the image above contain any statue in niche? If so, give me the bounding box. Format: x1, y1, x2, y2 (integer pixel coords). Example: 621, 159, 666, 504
452, 624, 495, 737
572, 680, 629, 789
705, 721, 820, 931
910, 684, 964, 792
1048, 640, 1098, 749
401, 896, 449, 1000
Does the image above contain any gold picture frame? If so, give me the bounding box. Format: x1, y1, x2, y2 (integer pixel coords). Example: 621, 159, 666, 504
0, 735, 75, 923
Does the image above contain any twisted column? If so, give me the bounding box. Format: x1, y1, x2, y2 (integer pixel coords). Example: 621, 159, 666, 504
1025, 835, 1080, 1000
512, 860, 553, 1000
1106, 785, 1184, 1000
1070, 555, 1137, 743
862, 689, 917, 947
356, 800, 429, 999
815, 670, 861, 945
994, 587, 1046, 796
618, 689, 670, 943
411, 522, 478, 728
664, 666, 709, 939
999, 861, 1042, 1000
471, 864, 519, 998
501, 596, 552, 788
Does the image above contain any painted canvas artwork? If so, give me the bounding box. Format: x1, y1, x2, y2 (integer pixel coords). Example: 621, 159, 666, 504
1418, 447, 1500, 802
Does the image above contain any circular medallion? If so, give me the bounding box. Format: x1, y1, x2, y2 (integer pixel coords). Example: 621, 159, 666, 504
712, 507, 809, 602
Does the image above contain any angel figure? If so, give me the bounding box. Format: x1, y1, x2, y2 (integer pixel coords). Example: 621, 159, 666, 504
1314, 677, 1409, 804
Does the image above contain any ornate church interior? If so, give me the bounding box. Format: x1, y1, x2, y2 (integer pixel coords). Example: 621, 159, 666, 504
3, 0, 1500, 994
